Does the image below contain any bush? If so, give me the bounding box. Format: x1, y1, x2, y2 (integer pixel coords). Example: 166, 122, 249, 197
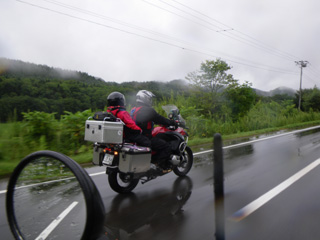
60, 110, 93, 154
22, 111, 58, 144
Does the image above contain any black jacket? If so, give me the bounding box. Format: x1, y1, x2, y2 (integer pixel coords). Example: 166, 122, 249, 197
131, 103, 174, 138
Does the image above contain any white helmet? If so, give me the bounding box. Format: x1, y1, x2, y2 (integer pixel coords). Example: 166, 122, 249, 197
136, 90, 155, 107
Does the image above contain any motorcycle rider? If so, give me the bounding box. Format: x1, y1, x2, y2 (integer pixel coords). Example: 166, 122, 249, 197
131, 90, 177, 167
107, 91, 151, 147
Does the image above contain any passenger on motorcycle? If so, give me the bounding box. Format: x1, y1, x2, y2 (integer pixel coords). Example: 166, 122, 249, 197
107, 92, 151, 147
131, 90, 177, 166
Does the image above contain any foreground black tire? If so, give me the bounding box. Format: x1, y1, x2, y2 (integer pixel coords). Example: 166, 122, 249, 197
173, 146, 193, 176
6, 151, 105, 240
108, 170, 139, 194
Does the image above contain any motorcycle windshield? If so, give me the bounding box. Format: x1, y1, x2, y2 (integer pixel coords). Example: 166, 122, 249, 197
162, 104, 178, 115
162, 105, 186, 128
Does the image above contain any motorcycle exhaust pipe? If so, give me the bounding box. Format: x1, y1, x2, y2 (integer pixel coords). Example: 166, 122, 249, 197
179, 142, 187, 153
169, 155, 180, 165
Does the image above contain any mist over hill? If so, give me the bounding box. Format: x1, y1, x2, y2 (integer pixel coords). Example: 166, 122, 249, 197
254, 86, 296, 97
0, 57, 105, 84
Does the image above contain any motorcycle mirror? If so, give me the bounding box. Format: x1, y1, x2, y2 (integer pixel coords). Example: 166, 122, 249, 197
6, 150, 105, 240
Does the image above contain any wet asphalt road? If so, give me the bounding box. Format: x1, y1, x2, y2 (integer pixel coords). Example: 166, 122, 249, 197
2, 126, 320, 239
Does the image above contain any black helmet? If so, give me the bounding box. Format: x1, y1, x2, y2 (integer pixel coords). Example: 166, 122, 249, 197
136, 90, 155, 107
107, 92, 126, 107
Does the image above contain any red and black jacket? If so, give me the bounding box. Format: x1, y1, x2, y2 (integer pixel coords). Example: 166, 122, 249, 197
107, 106, 142, 139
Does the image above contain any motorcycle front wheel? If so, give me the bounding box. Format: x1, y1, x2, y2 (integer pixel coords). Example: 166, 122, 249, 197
108, 170, 139, 194
173, 146, 193, 176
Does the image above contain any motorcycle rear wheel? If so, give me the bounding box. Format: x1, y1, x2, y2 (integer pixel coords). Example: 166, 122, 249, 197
173, 146, 193, 176
108, 170, 139, 194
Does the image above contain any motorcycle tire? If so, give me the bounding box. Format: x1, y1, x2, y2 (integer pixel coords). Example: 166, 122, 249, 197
173, 146, 193, 176
108, 170, 139, 194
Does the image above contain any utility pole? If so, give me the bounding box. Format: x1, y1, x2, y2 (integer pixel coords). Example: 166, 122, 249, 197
295, 60, 308, 111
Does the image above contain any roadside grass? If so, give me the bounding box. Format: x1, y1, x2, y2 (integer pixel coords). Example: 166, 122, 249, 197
188, 120, 320, 147
1, 120, 320, 177
0, 148, 94, 177
71, 151, 93, 165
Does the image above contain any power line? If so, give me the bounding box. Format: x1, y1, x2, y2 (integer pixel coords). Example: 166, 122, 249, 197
152, 0, 296, 61
16, 0, 189, 50
15, 0, 270, 69
305, 68, 319, 79
152, 0, 300, 62
157, 0, 229, 31
308, 64, 320, 77
36, 0, 199, 47
169, 0, 301, 61
303, 72, 318, 87
16, 0, 299, 77
145, 0, 289, 59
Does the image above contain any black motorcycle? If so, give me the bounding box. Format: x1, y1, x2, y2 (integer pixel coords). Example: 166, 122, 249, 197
85, 105, 193, 194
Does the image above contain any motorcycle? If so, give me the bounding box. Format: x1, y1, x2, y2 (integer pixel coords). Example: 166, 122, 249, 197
84, 105, 193, 194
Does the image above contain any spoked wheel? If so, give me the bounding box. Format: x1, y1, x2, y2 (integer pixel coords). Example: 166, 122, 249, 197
108, 170, 139, 194
173, 146, 193, 176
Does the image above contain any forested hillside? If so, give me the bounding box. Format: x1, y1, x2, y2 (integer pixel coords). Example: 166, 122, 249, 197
0, 58, 190, 121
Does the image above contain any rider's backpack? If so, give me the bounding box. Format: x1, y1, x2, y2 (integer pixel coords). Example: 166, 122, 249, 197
93, 111, 116, 122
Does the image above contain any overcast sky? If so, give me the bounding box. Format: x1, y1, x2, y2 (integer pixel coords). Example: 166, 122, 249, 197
1, 0, 319, 91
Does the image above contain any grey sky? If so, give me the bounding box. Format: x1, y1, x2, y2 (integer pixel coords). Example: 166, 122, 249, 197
1, 0, 319, 91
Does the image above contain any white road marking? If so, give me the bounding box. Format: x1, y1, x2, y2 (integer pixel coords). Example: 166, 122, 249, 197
88, 171, 105, 177
231, 158, 320, 221
35, 201, 79, 240
193, 149, 213, 156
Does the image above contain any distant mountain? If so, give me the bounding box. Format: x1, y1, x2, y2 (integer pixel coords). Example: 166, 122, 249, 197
270, 86, 296, 96
254, 86, 296, 97
0, 57, 105, 85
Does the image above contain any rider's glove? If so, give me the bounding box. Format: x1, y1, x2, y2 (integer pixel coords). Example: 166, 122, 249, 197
169, 120, 178, 129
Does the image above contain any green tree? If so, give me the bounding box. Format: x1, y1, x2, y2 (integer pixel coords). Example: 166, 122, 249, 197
225, 81, 257, 120
301, 87, 320, 112
186, 59, 236, 114
22, 111, 58, 147
60, 110, 93, 154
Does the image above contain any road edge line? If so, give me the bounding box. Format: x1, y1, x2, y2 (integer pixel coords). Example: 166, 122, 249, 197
231, 158, 320, 221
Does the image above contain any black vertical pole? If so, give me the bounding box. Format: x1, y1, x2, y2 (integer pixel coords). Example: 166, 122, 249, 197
214, 133, 225, 240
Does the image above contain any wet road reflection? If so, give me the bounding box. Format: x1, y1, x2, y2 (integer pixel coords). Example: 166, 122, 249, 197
104, 176, 193, 240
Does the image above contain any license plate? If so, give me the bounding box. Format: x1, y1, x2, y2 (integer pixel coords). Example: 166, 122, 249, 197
102, 153, 114, 165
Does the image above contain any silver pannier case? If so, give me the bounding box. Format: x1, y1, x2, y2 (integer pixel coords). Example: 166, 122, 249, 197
119, 144, 151, 173
84, 120, 124, 144
92, 145, 104, 165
